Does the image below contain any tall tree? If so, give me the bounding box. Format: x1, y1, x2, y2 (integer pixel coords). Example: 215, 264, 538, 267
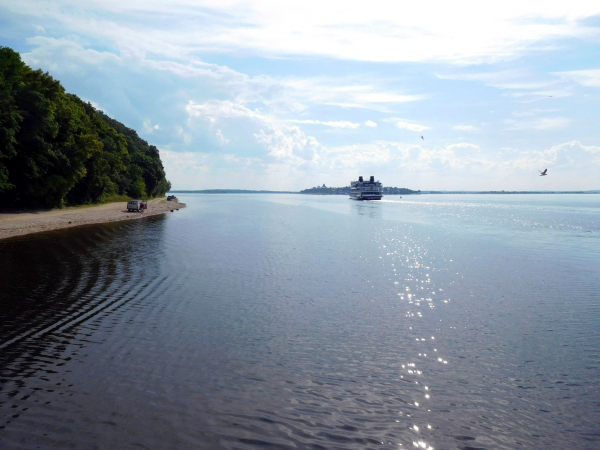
0, 46, 172, 208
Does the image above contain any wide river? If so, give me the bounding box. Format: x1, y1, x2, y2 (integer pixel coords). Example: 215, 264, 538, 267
1, 194, 599, 449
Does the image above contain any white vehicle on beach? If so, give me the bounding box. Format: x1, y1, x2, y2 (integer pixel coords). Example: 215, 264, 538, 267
127, 200, 147, 212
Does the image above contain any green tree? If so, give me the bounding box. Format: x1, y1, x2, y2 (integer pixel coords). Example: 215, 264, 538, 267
0, 46, 172, 208
0, 47, 25, 193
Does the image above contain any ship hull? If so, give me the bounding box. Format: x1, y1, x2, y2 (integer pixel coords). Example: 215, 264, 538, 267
349, 193, 383, 200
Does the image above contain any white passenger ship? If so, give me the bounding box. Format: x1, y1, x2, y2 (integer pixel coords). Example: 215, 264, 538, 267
350, 176, 383, 200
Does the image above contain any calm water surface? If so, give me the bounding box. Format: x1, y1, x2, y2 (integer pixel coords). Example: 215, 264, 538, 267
1, 194, 599, 449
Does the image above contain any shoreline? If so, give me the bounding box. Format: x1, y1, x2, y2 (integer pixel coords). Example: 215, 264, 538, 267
0, 197, 186, 241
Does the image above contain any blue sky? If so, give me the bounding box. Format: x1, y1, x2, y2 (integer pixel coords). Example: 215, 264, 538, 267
1, 0, 600, 190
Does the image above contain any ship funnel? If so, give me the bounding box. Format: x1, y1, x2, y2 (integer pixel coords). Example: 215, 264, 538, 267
358, 176, 363, 182
370, 176, 374, 182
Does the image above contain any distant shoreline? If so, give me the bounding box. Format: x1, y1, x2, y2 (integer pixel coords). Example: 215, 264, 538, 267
170, 190, 600, 195
170, 190, 298, 194
420, 190, 600, 194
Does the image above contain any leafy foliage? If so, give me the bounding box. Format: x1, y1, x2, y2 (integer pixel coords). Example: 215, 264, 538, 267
0, 47, 171, 208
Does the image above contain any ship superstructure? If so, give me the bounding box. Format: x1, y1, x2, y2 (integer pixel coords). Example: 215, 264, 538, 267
350, 176, 383, 200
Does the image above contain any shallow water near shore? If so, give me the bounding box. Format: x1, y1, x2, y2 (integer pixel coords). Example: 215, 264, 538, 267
1, 194, 599, 449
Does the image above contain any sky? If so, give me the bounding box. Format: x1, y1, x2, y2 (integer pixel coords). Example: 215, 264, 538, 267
1, 0, 600, 191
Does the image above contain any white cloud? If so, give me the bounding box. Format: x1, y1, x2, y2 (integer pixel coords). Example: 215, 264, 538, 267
511, 109, 560, 118
437, 70, 573, 100
280, 79, 424, 111
395, 121, 431, 132
181, 99, 501, 182
503, 89, 572, 100
161, 151, 210, 178
365, 120, 377, 128
253, 126, 322, 160
186, 100, 323, 161
186, 100, 261, 121
438, 70, 553, 90
505, 116, 571, 130
9, 0, 598, 64
554, 69, 600, 88
215, 129, 229, 145
6, 0, 599, 69
20, 32, 427, 116
176, 126, 192, 145
81, 98, 103, 111
343, 93, 423, 104
143, 120, 160, 133
22, 36, 121, 73
499, 141, 600, 170
140, 57, 243, 81
287, 119, 360, 129
319, 141, 493, 174
453, 125, 478, 131
162, 136, 600, 190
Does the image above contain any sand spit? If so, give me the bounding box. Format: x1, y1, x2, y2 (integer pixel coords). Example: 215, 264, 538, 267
0, 198, 186, 241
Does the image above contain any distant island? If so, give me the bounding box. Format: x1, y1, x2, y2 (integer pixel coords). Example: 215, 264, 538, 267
169, 189, 298, 194
300, 185, 420, 195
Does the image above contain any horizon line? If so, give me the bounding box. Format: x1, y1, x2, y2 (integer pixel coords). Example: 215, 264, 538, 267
169, 189, 600, 194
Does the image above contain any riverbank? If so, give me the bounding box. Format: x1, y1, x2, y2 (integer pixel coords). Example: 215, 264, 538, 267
0, 197, 186, 240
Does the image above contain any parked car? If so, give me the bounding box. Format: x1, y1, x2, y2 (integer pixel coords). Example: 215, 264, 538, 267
127, 200, 145, 212
167, 195, 177, 201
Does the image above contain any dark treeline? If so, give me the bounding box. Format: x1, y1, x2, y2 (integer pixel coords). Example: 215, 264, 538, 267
0, 46, 170, 208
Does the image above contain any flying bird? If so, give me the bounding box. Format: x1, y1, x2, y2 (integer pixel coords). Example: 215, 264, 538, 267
539, 169, 548, 176
421, 136, 424, 140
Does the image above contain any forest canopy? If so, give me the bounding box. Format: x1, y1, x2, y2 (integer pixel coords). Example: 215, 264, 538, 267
0, 46, 171, 208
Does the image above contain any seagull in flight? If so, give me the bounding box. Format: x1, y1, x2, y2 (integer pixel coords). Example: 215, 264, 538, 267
539, 169, 548, 176
421, 136, 424, 140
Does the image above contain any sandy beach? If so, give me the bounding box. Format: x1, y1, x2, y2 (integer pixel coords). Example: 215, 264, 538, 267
0, 197, 186, 240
